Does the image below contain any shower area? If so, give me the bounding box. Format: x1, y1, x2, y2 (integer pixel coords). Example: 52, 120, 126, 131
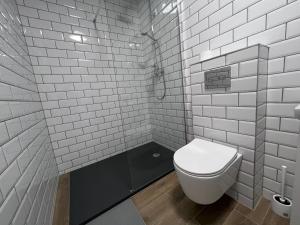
25, 0, 187, 224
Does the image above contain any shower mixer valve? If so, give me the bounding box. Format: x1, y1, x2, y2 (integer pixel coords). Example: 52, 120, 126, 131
153, 64, 164, 78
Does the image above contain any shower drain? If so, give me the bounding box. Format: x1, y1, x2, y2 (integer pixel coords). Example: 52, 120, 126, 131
152, 153, 160, 158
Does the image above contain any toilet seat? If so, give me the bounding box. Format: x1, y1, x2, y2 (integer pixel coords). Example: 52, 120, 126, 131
174, 139, 237, 177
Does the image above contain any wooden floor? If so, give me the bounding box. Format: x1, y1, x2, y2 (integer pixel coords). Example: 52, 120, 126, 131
52, 174, 70, 225
52, 172, 290, 225
132, 172, 290, 225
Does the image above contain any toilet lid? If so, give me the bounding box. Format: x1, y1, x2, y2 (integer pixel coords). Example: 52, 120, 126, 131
174, 138, 237, 176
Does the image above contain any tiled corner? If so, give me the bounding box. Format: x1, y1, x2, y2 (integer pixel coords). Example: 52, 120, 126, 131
0, 0, 58, 225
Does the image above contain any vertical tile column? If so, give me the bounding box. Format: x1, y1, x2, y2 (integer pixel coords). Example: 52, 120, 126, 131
190, 45, 268, 208
254, 46, 269, 206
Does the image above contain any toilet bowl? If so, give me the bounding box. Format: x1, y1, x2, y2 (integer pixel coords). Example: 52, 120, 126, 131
174, 138, 242, 205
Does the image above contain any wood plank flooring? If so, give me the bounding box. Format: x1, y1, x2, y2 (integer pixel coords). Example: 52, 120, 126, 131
52, 172, 290, 225
131, 172, 290, 225
52, 174, 70, 225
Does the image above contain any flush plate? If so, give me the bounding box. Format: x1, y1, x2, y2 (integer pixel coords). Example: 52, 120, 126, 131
204, 66, 231, 89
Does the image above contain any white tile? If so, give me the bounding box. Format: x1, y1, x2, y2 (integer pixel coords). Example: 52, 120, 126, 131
189, 0, 208, 16
212, 93, 238, 106
191, 84, 202, 95
0, 162, 20, 198
266, 130, 298, 148
203, 127, 226, 142
266, 117, 280, 130
212, 118, 238, 132
227, 132, 255, 149
38, 10, 60, 22
191, 72, 204, 84
192, 106, 202, 116
227, 107, 256, 121
220, 9, 247, 33
285, 54, 300, 72
268, 71, 300, 88
248, 25, 286, 46
0, 122, 9, 145
248, 0, 286, 21
268, 58, 284, 74
12, 193, 31, 225
280, 118, 299, 133
269, 37, 300, 59
239, 92, 257, 106
265, 142, 278, 156
183, 13, 198, 30
221, 39, 247, 55
264, 166, 277, 180
43, 30, 64, 40
226, 45, 259, 64
267, 0, 300, 28
209, 4, 232, 26
264, 154, 296, 173
283, 87, 300, 102
234, 16, 266, 41
240, 160, 254, 176
192, 95, 211, 105
191, 19, 209, 36
2, 138, 22, 164
0, 148, 7, 173
210, 31, 233, 49
286, 18, 300, 38
233, 0, 260, 13
278, 145, 297, 161
200, 24, 219, 43
231, 76, 257, 92
267, 103, 297, 117
202, 56, 225, 70
239, 59, 258, 78
203, 106, 226, 118
0, 189, 19, 225
6, 118, 22, 139
18, 6, 38, 17
24, 0, 47, 10
0, 102, 12, 122
238, 147, 255, 162
28, 18, 52, 29
267, 89, 282, 102
52, 22, 72, 32
193, 116, 212, 127
197, 0, 219, 21
239, 121, 256, 135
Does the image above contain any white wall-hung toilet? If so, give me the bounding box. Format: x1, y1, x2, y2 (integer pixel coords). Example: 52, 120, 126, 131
174, 138, 242, 205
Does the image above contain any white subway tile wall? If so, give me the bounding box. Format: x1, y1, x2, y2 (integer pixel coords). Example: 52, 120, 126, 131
0, 0, 58, 224
17, 0, 186, 174
17, 0, 154, 174
178, 0, 300, 206
139, 0, 186, 150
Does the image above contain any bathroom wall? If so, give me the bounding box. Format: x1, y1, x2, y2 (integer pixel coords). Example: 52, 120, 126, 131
190, 45, 268, 208
138, 0, 186, 150
0, 0, 58, 224
178, 0, 300, 205
17, 0, 152, 173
